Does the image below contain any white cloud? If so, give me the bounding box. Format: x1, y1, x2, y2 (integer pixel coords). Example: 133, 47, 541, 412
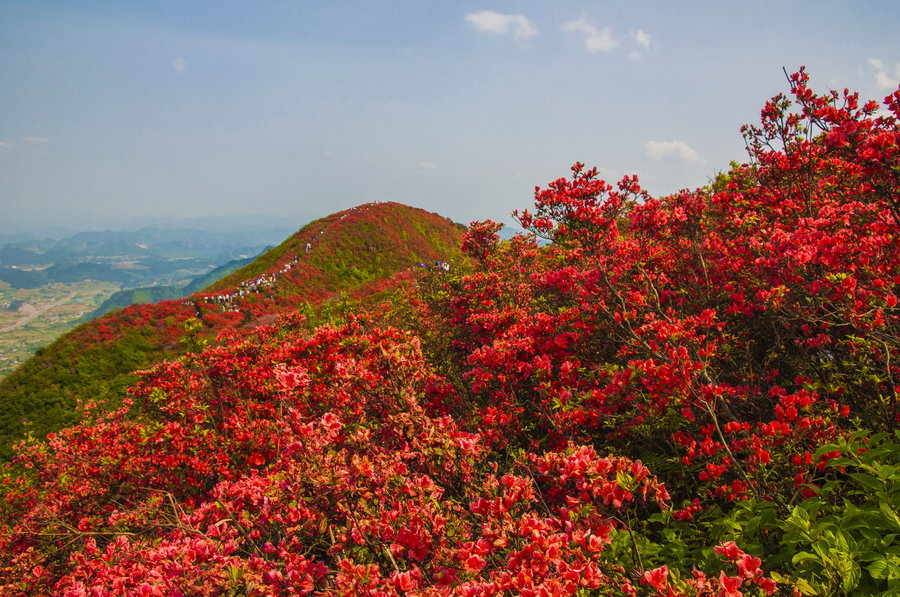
875, 71, 900, 90
628, 29, 652, 59
633, 29, 651, 47
465, 11, 537, 40
562, 18, 617, 54
23, 136, 49, 144
171, 57, 189, 72
418, 161, 437, 169
645, 140, 703, 164
867, 57, 900, 90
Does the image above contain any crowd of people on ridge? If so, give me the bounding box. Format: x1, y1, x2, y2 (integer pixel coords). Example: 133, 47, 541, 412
187, 202, 450, 315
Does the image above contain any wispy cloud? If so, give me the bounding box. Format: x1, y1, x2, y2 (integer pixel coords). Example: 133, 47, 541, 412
629, 29, 652, 59
171, 57, 189, 72
868, 57, 900, 90
23, 136, 49, 144
562, 18, 617, 54
418, 161, 437, 170
465, 11, 537, 41
645, 140, 703, 164
633, 29, 651, 48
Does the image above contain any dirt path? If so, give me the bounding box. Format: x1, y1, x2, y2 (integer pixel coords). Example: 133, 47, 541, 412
0, 292, 77, 333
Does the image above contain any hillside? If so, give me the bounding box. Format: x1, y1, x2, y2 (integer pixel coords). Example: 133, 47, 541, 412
0, 72, 898, 596
0, 202, 466, 460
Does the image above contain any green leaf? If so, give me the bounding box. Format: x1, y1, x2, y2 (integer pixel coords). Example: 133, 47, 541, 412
843, 561, 862, 593
859, 526, 889, 542
869, 559, 888, 579
881, 502, 900, 531
850, 472, 884, 493
861, 550, 885, 564
825, 457, 855, 468
792, 504, 811, 522
815, 443, 843, 458
877, 464, 897, 479
811, 540, 833, 560
869, 558, 900, 580
836, 529, 856, 553
792, 551, 819, 564
792, 576, 819, 596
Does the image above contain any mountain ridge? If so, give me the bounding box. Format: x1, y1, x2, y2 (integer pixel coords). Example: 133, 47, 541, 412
0, 202, 466, 459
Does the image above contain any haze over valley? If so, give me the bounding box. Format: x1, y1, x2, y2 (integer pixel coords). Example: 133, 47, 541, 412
0, 223, 290, 376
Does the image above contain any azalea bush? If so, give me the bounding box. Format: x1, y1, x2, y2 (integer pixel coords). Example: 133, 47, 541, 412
411, 68, 899, 594
0, 318, 762, 595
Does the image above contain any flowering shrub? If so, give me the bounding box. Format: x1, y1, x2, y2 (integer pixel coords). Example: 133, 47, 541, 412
0, 319, 754, 595
411, 69, 899, 594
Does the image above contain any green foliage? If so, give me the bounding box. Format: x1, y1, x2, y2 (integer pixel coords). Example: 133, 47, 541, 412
0, 268, 47, 289
772, 431, 900, 596
179, 317, 208, 353
632, 430, 900, 596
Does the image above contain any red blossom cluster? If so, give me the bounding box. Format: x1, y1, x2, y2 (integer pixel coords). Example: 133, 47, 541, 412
641, 539, 776, 597
1, 319, 718, 595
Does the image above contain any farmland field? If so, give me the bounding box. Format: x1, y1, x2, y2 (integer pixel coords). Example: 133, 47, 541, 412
0, 280, 121, 378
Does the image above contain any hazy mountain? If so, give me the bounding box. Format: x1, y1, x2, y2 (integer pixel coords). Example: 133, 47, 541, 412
0, 227, 292, 268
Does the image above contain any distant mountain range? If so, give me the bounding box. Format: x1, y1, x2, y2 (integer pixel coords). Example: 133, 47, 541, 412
0, 226, 293, 289
0, 226, 292, 264
0, 214, 298, 243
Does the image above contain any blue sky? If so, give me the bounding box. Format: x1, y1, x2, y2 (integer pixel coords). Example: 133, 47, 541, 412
2, 1, 899, 234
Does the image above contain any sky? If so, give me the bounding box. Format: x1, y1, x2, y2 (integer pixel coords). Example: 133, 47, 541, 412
2, 1, 899, 235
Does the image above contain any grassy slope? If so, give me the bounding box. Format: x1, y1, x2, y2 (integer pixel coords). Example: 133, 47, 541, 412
0, 202, 466, 460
